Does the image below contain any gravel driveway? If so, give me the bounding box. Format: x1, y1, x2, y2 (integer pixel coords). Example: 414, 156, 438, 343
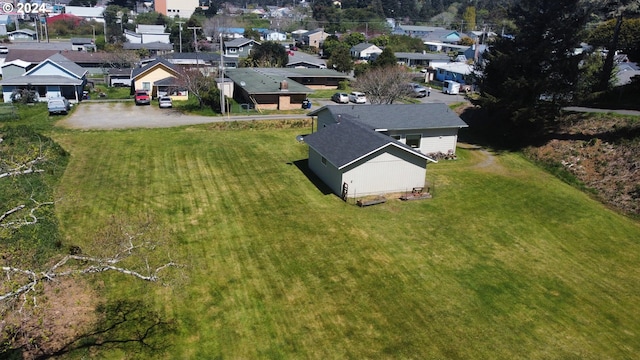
57, 94, 469, 130
56, 101, 224, 130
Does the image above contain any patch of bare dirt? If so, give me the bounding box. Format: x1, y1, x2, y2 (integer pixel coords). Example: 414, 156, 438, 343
1, 278, 99, 359
525, 113, 640, 215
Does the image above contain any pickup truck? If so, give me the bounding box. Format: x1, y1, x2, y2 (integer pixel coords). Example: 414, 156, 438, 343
134, 90, 150, 105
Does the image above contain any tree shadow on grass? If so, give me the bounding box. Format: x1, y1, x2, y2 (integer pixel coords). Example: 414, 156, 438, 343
289, 159, 334, 196
37, 299, 176, 360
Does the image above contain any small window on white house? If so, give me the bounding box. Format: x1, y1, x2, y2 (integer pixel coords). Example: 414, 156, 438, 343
321, 157, 327, 165
406, 134, 421, 148
142, 82, 150, 91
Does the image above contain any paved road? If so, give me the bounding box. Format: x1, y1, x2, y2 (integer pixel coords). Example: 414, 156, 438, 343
563, 106, 640, 116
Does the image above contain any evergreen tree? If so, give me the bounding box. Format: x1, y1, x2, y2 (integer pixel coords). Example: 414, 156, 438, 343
248, 41, 288, 67
473, 0, 589, 144
327, 46, 354, 73
370, 47, 397, 68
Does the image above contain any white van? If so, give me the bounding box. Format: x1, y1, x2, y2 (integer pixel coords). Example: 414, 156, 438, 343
442, 80, 460, 95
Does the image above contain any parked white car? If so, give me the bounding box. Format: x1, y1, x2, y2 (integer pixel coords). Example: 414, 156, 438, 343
158, 96, 173, 108
349, 91, 367, 104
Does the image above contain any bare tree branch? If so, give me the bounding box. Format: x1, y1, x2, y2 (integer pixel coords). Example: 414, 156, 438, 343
352, 66, 415, 104
1, 251, 180, 302
0, 199, 54, 229
0, 156, 46, 179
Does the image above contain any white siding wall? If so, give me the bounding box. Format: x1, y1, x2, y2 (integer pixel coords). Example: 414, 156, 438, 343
390, 128, 459, 154
341, 146, 426, 198
142, 33, 170, 44
308, 148, 343, 195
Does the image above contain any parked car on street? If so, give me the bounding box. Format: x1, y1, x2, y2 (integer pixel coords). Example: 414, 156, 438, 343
331, 92, 349, 104
409, 83, 427, 97
47, 97, 71, 115
134, 90, 150, 105
349, 91, 367, 104
158, 96, 173, 108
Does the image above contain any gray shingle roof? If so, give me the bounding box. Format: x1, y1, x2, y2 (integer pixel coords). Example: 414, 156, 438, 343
224, 68, 312, 94
44, 53, 87, 78
0, 75, 84, 86
308, 103, 468, 130
304, 117, 430, 169
131, 58, 177, 79
225, 38, 260, 47
394, 52, 450, 61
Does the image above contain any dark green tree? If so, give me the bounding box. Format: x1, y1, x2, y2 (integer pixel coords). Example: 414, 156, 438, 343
244, 28, 262, 42
593, 0, 640, 91
589, 17, 640, 62
370, 47, 397, 68
473, 0, 590, 144
343, 32, 366, 47
320, 35, 341, 58
247, 41, 288, 67
327, 45, 354, 73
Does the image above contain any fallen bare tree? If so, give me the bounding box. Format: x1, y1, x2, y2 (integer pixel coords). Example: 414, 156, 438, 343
1, 127, 182, 358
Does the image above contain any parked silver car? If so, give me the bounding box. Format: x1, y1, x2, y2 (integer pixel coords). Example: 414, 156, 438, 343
331, 92, 349, 104
158, 96, 173, 108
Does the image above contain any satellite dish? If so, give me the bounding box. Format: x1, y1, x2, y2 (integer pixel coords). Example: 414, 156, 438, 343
240, 81, 246, 86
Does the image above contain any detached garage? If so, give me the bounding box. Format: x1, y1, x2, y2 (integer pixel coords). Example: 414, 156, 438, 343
304, 117, 435, 198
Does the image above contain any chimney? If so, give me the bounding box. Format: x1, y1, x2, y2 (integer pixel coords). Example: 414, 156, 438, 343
280, 80, 288, 91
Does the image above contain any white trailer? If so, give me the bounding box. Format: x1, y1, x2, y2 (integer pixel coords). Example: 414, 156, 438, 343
442, 80, 460, 95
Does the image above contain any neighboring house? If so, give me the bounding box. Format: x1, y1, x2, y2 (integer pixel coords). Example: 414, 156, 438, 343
423, 42, 468, 53
64, 6, 105, 22
224, 68, 312, 110
123, 42, 174, 56
8, 29, 37, 41
433, 62, 474, 84
265, 31, 287, 41
154, 0, 199, 19
0, 59, 34, 79
286, 60, 327, 69
0, 14, 12, 36
218, 27, 245, 39
421, 29, 462, 44
154, 76, 188, 101
616, 62, 640, 86
124, 25, 171, 44
466, 30, 496, 44
308, 103, 468, 156
224, 38, 261, 57
350, 43, 383, 60
0, 53, 88, 103
46, 13, 83, 26
394, 52, 450, 68
107, 68, 132, 87
303, 28, 329, 49
462, 44, 488, 63
130, 58, 181, 98
70, 38, 96, 52
303, 116, 435, 198
392, 25, 446, 38
161, 52, 238, 73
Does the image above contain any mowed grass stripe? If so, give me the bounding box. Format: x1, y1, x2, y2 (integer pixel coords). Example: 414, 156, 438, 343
51, 126, 640, 359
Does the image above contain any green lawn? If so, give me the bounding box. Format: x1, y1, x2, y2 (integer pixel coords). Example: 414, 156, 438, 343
50, 123, 640, 359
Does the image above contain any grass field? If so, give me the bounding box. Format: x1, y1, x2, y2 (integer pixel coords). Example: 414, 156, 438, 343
48, 121, 640, 359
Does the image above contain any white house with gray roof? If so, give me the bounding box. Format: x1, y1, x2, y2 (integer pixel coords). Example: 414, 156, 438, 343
308, 103, 468, 156
350, 43, 383, 60
0, 53, 87, 103
304, 116, 435, 198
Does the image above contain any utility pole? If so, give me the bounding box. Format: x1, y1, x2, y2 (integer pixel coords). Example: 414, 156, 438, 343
188, 26, 201, 52
219, 33, 225, 116
177, 21, 184, 53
